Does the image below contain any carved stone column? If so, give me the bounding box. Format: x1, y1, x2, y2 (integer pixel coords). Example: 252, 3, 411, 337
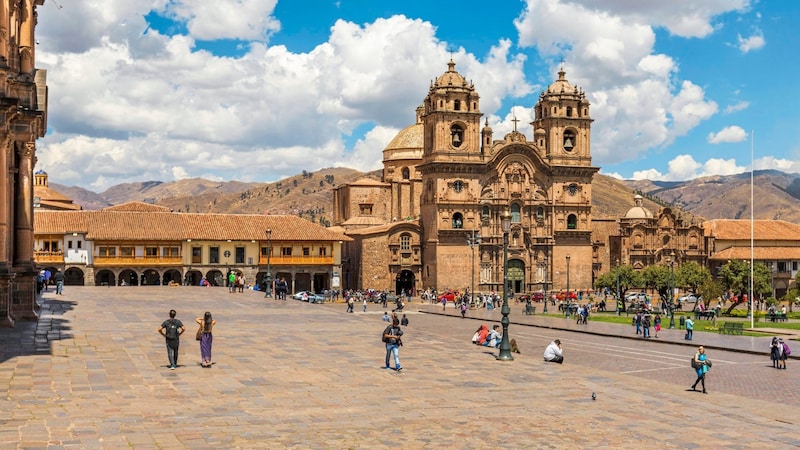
10, 141, 37, 320
0, 275, 14, 327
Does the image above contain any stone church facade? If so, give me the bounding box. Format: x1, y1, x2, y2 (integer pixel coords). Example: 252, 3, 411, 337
333, 61, 598, 295
1, 0, 48, 327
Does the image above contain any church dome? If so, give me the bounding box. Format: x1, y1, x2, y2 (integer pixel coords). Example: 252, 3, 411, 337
433, 59, 469, 88
625, 194, 653, 218
384, 123, 423, 156
547, 69, 578, 94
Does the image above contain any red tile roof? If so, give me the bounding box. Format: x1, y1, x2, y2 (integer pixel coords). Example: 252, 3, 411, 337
703, 219, 800, 240
35, 210, 351, 242
709, 247, 800, 260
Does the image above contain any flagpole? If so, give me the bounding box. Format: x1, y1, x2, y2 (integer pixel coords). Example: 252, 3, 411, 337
750, 130, 754, 330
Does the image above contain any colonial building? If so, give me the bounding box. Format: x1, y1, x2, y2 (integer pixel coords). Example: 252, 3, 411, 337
1, 0, 49, 327
704, 219, 800, 298
33, 170, 81, 211
34, 202, 350, 294
334, 61, 598, 295
610, 194, 707, 269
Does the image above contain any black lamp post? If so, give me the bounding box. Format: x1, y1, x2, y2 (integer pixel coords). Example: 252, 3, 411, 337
264, 229, 273, 298
467, 229, 481, 306
615, 258, 620, 314
497, 210, 514, 361
543, 256, 548, 314
668, 251, 676, 328
566, 254, 571, 317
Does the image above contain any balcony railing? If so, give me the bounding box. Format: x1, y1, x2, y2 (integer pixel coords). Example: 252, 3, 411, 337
258, 255, 334, 265
34, 251, 64, 263
94, 256, 183, 266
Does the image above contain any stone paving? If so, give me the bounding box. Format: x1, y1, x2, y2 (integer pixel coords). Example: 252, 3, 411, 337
0, 287, 798, 449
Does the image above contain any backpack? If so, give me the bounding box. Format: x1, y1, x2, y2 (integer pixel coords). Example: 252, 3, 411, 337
165, 319, 179, 339
783, 342, 791, 356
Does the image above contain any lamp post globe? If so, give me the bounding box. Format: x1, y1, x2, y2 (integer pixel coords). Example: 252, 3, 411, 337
497, 210, 514, 361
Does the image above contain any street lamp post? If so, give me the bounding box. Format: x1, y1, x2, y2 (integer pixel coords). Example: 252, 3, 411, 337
566, 255, 571, 318
467, 229, 481, 306
497, 210, 514, 361
668, 251, 675, 329
543, 256, 548, 314
615, 258, 620, 315
264, 229, 273, 298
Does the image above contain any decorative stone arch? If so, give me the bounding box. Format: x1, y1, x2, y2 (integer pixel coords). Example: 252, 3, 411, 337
64, 267, 84, 286
119, 269, 139, 286
206, 269, 224, 286
95, 270, 115, 286
185, 269, 203, 286
141, 269, 160, 286
401, 167, 410, 180
452, 212, 464, 229
163, 269, 182, 285
567, 214, 578, 230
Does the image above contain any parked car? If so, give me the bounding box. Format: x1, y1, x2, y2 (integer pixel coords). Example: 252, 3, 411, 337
678, 294, 699, 303
293, 291, 324, 303
625, 292, 650, 303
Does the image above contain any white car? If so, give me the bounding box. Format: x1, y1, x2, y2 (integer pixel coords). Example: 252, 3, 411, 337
292, 291, 324, 303
678, 294, 699, 303
625, 292, 650, 303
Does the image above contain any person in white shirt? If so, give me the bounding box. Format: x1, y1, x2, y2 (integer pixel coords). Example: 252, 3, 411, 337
543, 339, 564, 364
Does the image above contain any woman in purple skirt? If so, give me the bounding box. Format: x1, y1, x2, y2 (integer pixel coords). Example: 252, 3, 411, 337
195, 311, 216, 367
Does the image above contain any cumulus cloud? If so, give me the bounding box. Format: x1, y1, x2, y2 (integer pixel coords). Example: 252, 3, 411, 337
708, 126, 747, 144
513, 0, 736, 166
737, 30, 765, 53
634, 155, 747, 181
164, 0, 281, 41
34, 7, 529, 190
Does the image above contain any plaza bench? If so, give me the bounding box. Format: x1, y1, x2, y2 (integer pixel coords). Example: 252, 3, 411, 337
766, 313, 788, 322
523, 305, 536, 315
694, 311, 716, 320
718, 322, 744, 335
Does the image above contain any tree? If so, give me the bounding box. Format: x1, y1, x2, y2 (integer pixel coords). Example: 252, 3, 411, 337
675, 261, 711, 295
595, 264, 642, 310
697, 278, 723, 309
641, 264, 670, 305
719, 260, 772, 314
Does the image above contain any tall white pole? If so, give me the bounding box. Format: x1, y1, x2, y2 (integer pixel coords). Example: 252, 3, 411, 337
750, 131, 754, 329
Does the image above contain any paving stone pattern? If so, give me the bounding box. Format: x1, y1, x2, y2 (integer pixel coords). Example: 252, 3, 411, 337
0, 287, 798, 448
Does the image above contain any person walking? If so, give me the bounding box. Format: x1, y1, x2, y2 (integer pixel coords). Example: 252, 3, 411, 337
158, 309, 185, 370
363, 297, 368, 313
690, 346, 710, 393
53, 269, 65, 295
777, 338, 789, 370
653, 314, 662, 338
400, 314, 409, 326
770, 336, 781, 368
382, 316, 404, 371
195, 311, 216, 368
460, 300, 468, 318
642, 314, 651, 338
685, 317, 694, 340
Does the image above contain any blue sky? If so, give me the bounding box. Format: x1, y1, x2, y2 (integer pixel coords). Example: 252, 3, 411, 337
33, 0, 798, 191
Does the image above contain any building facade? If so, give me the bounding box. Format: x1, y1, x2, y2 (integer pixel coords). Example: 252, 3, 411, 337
1, 0, 48, 327
34, 202, 350, 294
334, 61, 598, 295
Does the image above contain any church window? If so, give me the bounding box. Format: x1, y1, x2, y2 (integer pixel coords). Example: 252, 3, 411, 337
454, 99, 461, 111
536, 207, 544, 219
553, 106, 557, 114
359, 204, 373, 215
400, 234, 411, 251
482, 205, 489, 219
511, 203, 521, 223
563, 130, 576, 152
567, 183, 578, 195
452, 180, 464, 193
402, 167, 410, 179
566, 106, 573, 117
452, 212, 464, 229
472, 102, 477, 110
450, 124, 464, 147
439, 100, 443, 107
567, 214, 577, 230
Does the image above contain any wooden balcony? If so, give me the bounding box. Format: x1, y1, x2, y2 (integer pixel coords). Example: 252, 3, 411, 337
34, 251, 65, 263
258, 255, 334, 266
94, 256, 183, 266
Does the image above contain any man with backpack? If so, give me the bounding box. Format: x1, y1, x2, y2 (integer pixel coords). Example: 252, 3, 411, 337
158, 309, 185, 370
382, 316, 404, 371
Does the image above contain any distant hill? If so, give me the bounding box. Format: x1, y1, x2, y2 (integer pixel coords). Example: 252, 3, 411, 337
625, 170, 800, 223
47, 168, 800, 225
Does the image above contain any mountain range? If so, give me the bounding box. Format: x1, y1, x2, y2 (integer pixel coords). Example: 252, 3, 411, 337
50, 169, 800, 225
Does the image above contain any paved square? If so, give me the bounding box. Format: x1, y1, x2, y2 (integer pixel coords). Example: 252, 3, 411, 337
0, 287, 798, 448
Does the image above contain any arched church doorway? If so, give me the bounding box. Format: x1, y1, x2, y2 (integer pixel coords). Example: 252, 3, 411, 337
395, 270, 415, 295
507, 259, 525, 295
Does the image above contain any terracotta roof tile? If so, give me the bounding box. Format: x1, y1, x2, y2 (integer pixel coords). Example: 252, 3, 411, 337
703, 219, 800, 240
35, 211, 352, 242
709, 247, 800, 260
103, 202, 173, 212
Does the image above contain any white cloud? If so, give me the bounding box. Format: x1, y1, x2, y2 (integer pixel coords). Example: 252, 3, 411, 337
724, 101, 749, 114
667, 154, 702, 180
631, 168, 665, 181
708, 126, 747, 144
737, 30, 765, 53
165, 0, 281, 41
633, 155, 748, 181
